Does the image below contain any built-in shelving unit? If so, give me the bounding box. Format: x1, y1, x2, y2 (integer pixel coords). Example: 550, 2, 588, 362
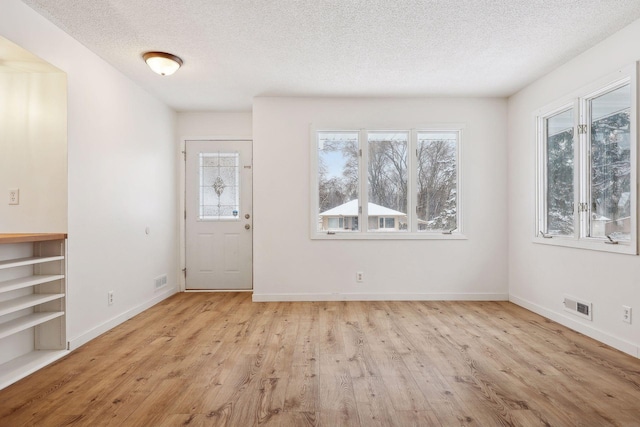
0, 233, 68, 390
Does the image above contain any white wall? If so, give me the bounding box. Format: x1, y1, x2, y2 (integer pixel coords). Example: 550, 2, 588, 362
253, 97, 508, 301
508, 19, 640, 357
1, 0, 179, 348
177, 112, 252, 139
0, 71, 67, 232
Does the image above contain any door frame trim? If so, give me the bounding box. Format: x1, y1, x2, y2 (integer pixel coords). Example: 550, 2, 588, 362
178, 137, 253, 292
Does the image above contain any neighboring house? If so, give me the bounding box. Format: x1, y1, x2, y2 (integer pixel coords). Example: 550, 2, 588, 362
319, 199, 407, 231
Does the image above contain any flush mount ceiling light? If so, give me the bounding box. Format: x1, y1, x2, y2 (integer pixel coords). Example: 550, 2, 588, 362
142, 51, 183, 76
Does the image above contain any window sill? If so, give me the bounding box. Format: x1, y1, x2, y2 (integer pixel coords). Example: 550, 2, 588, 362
533, 236, 637, 255
311, 232, 468, 241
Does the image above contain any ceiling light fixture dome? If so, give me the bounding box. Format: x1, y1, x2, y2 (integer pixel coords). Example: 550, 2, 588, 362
143, 51, 183, 76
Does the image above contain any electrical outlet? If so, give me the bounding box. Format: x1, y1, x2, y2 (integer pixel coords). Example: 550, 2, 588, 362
623, 305, 632, 324
108, 291, 114, 306
356, 271, 364, 282
8, 189, 19, 205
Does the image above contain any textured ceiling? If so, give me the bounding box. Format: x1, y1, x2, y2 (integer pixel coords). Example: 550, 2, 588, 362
20, 0, 640, 111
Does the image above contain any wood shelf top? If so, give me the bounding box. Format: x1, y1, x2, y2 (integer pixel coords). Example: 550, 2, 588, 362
0, 234, 67, 244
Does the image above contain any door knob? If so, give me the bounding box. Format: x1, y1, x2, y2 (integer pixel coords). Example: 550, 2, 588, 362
245, 224, 251, 230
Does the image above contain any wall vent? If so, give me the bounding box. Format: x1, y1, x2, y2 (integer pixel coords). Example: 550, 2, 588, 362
563, 295, 592, 321
155, 274, 168, 290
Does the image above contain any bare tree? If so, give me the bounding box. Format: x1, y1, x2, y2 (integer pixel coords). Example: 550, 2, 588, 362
417, 139, 456, 230
318, 138, 358, 212
368, 140, 407, 212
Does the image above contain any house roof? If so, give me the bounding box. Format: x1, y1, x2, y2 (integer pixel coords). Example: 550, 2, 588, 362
319, 200, 406, 217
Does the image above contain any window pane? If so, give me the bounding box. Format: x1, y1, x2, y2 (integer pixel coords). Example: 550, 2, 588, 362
590, 84, 631, 240
367, 132, 408, 231
416, 132, 457, 231
546, 109, 574, 235
318, 132, 359, 232
199, 152, 239, 220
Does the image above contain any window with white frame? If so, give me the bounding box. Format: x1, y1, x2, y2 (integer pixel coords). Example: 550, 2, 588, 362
313, 128, 462, 239
536, 65, 637, 254
378, 217, 396, 230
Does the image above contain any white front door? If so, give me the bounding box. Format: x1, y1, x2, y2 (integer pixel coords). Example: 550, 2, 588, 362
185, 140, 253, 290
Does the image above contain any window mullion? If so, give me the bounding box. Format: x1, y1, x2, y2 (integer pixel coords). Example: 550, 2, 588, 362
578, 96, 590, 239
540, 117, 549, 235
360, 129, 368, 233
629, 68, 638, 253
409, 129, 417, 233
572, 98, 582, 240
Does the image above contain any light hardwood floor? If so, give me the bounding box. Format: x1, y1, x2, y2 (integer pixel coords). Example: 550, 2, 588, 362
1, 292, 639, 426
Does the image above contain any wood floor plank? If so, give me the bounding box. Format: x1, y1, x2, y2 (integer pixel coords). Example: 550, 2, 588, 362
429, 401, 484, 426
201, 353, 262, 426
283, 365, 319, 413
318, 303, 345, 354
318, 354, 359, 425
155, 413, 207, 427
1, 292, 639, 426
258, 310, 299, 378
342, 317, 381, 378
393, 409, 443, 427
351, 375, 398, 426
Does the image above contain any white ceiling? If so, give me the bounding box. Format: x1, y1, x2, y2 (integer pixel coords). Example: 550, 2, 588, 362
21, 0, 640, 112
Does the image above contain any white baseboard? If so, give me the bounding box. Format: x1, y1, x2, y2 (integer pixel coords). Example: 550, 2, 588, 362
67, 287, 178, 351
252, 292, 508, 302
510, 294, 639, 358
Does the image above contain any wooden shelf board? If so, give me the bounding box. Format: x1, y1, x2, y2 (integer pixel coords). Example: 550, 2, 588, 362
0, 256, 65, 270
0, 294, 65, 317
0, 350, 69, 390
0, 275, 65, 294
0, 312, 64, 340
0, 234, 67, 245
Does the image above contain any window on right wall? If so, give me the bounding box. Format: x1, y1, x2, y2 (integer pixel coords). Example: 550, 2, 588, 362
536, 64, 638, 254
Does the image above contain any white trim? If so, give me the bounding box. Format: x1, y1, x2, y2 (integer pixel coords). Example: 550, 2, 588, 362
179, 138, 186, 292
67, 287, 178, 350
253, 292, 508, 302
312, 232, 468, 240
533, 235, 636, 254
510, 294, 639, 358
